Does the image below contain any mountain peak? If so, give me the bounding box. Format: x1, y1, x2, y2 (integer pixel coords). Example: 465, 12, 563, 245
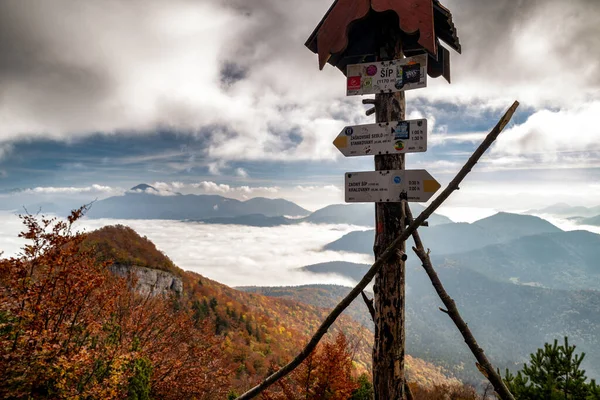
129, 183, 158, 192
473, 212, 563, 238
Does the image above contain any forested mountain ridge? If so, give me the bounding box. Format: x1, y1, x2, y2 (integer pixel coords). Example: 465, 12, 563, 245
436, 230, 600, 290
282, 262, 600, 383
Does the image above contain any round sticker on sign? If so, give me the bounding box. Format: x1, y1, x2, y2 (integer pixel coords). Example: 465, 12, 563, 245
345, 127, 354, 136
393, 176, 401, 184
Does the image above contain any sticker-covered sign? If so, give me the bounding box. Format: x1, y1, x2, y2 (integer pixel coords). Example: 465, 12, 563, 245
346, 54, 427, 96
345, 170, 440, 203
333, 119, 427, 157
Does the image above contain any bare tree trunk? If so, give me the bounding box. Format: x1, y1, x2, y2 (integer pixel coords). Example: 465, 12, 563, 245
371, 27, 407, 400
373, 93, 406, 400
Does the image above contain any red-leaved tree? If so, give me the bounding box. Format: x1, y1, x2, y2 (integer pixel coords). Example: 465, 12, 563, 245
0, 207, 229, 399
262, 332, 359, 400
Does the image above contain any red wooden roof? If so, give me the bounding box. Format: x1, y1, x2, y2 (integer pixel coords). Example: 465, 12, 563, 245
306, 0, 460, 71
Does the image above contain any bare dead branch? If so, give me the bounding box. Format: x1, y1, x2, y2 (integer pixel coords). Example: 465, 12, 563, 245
405, 204, 515, 400
235, 101, 519, 400
361, 291, 375, 321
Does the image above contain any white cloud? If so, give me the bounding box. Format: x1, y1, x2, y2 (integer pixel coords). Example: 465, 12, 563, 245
0, 0, 598, 168
0, 0, 351, 163
296, 185, 341, 193
443, 179, 600, 210
488, 102, 600, 169
192, 181, 232, 193
128, 187, 177, 196
493, 102, 600, 155
429, 132, 487, 146
207, 161, 226, 175
420, 0, 600, 108
23, 184, 123, 196
150, 180, 280, 198
0, 212, 368, 287
145, 181, 343, 210
235, 168, 248, 178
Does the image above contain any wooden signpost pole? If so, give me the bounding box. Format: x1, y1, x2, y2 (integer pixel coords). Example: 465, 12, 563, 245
372, 33, 407, 400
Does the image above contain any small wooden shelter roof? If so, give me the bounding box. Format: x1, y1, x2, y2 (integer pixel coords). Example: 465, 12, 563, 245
305, 0, 461, 73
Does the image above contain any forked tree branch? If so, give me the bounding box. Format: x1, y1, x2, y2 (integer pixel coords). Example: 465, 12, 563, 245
235, 101, 519, 400
405, 204, 515, 400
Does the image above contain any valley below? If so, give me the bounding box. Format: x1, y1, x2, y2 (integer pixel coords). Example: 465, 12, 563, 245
2, 193, 600, 395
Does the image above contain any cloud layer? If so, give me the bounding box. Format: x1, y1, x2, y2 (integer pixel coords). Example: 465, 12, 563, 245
0, 211, 370, 287
1, 0, 598, 165
491, 101, 600, 168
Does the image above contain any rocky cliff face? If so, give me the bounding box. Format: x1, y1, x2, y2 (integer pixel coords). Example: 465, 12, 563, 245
109, 264, 183, 296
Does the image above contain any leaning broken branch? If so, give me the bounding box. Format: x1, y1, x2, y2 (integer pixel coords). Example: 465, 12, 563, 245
405, 204, 515, 400
235, 101, 519, 400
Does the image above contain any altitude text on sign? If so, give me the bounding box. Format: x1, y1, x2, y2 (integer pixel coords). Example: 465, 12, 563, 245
345, 170, 440, 203
346, 54, 428, 96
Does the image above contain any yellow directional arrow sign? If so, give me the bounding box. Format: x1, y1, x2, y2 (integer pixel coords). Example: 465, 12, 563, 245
345, 170, 441, 203
334, 119, 427, 156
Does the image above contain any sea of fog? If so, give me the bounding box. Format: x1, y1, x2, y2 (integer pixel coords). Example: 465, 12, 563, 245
1, 209, 599, 288
0, 211, 371, 287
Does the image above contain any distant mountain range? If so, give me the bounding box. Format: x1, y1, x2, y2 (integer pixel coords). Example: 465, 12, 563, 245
301, 203, 453, 227
322, 212, 600, 290
80, 185, 454, 227
579, 215, 600, 227
324, 212, 562, 256
314, 227, 600, 291
526, 202, 600, 220
190, 203, 452, 228
84, 184, 310, 219
439, 229, 600, 290
285, 211, 600, 381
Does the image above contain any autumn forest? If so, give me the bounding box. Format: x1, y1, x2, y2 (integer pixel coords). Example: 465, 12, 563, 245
0, 206, 518, 400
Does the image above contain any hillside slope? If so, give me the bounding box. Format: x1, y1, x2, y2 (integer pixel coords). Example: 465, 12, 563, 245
285, 263, 600, 383
438, 230, 600, 290
83, 223, 464, 392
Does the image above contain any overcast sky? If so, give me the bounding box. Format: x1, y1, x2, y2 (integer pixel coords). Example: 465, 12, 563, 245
1, 0, 599, 210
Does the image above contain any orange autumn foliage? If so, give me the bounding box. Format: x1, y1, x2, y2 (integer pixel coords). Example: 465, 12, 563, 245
262, 332, 359, 400
0, 207, 229, 399
82, 224, 182, 275
407, 381, 480, 400
0, 207, 473, 399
